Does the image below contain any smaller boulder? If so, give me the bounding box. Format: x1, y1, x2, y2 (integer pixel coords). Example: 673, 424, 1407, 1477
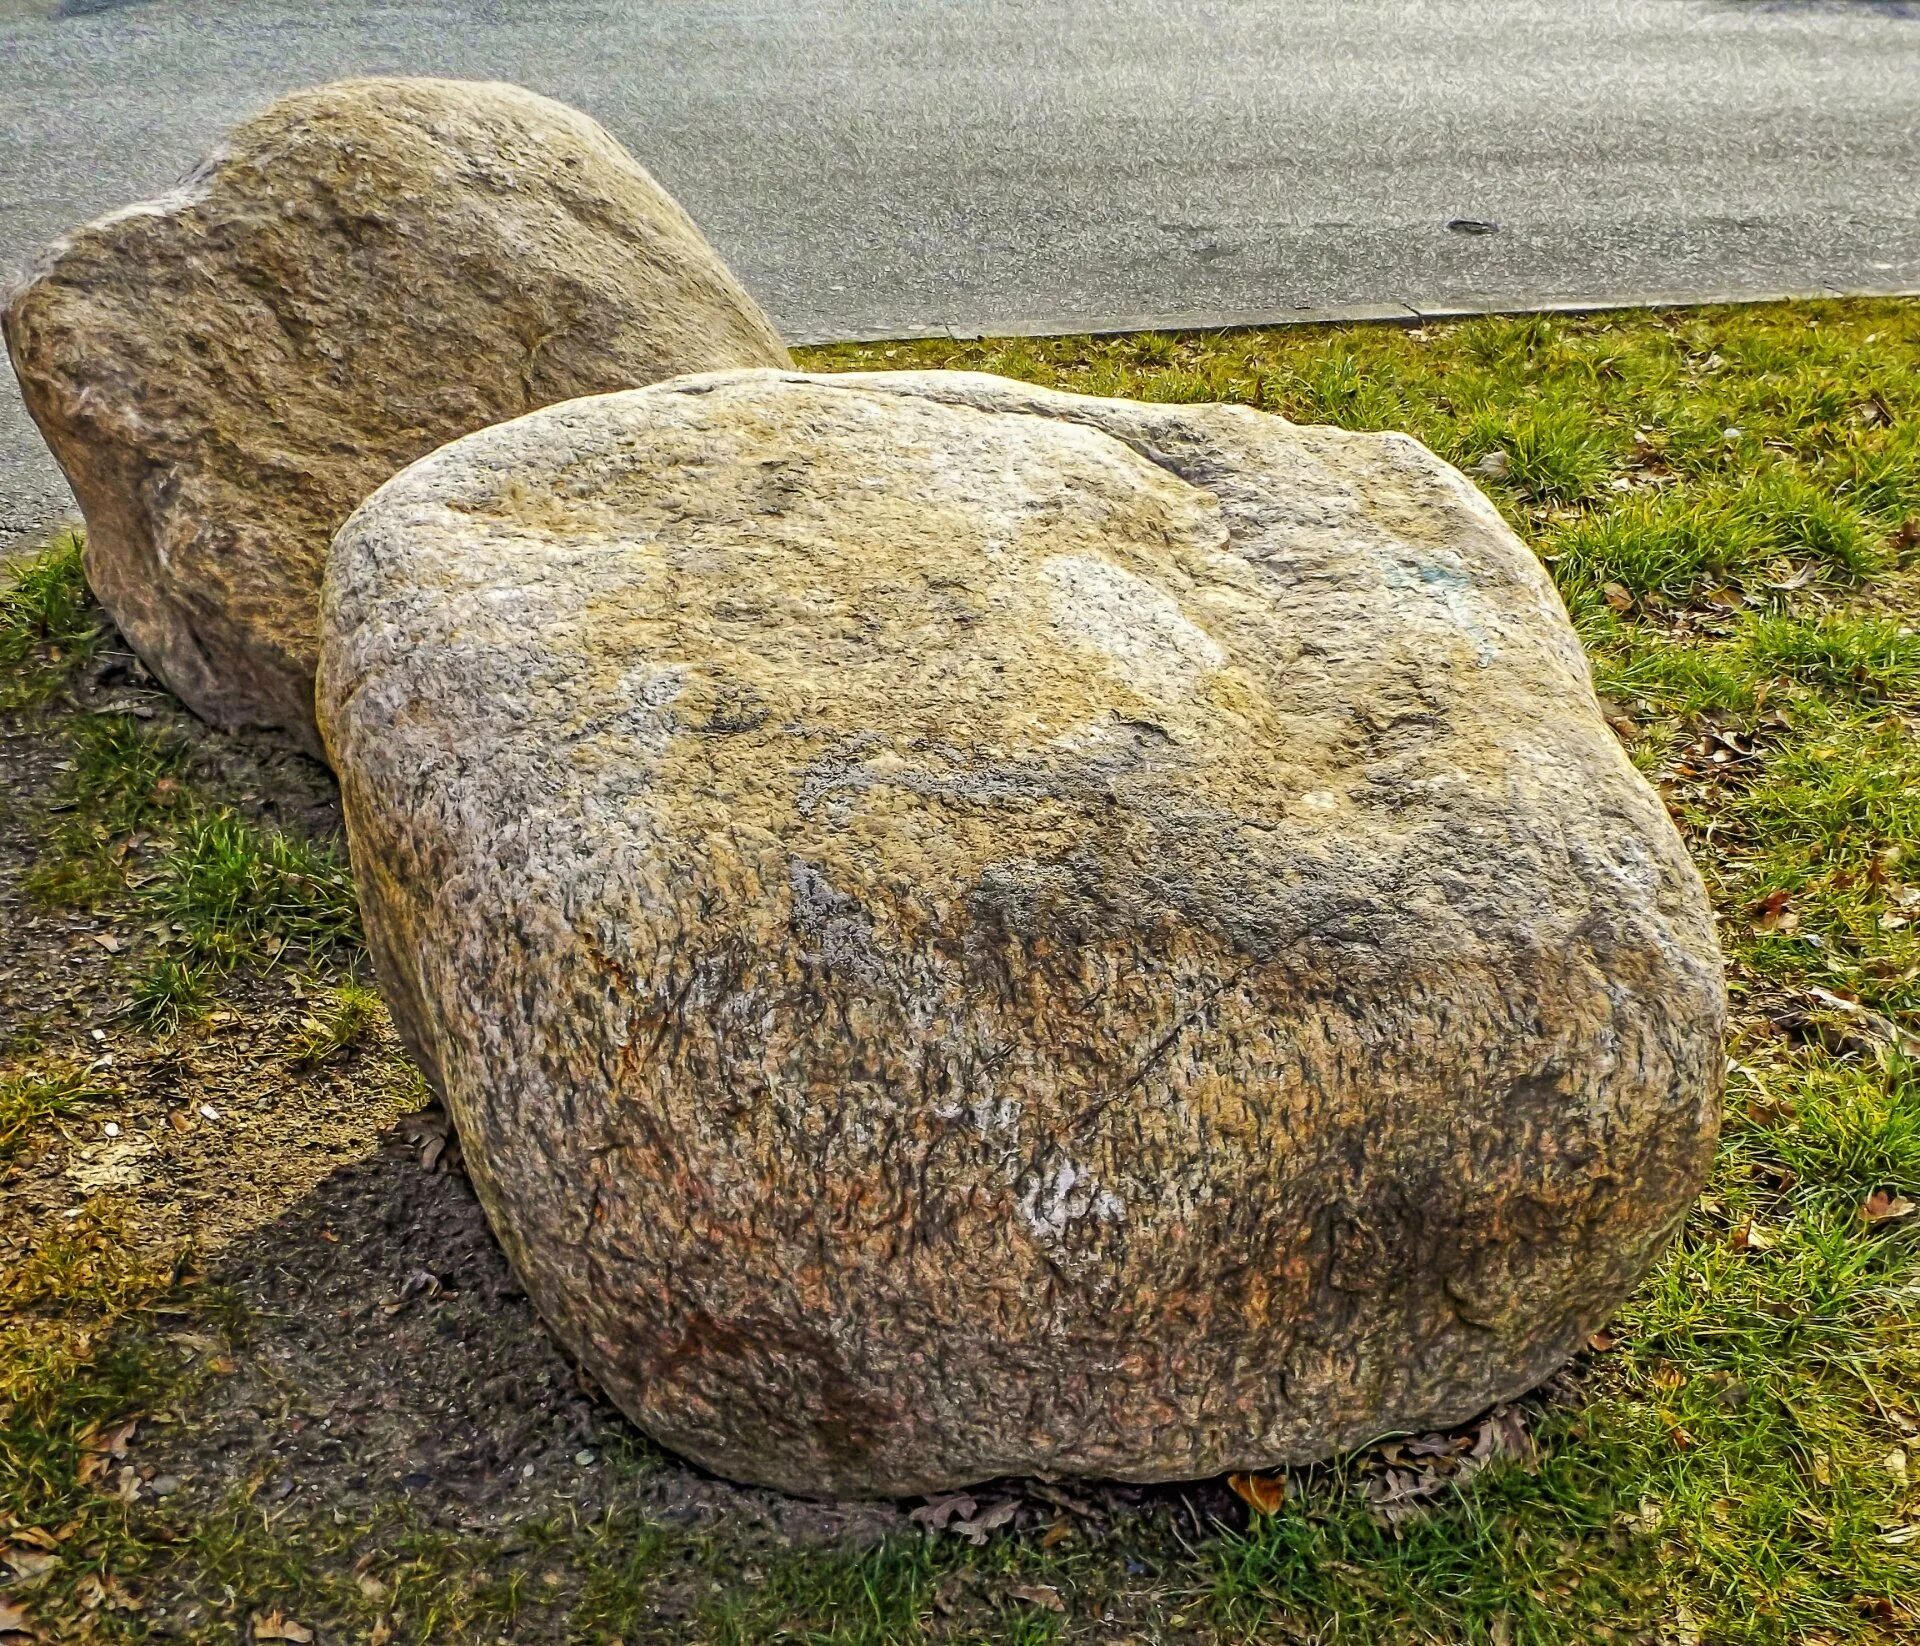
3, 76, 790, 755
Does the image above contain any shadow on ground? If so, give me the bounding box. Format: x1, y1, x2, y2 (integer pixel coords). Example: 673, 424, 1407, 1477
146, 1110, 902, 1553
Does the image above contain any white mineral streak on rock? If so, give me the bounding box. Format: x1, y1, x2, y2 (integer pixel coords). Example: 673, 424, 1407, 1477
1039, 554, 1226, 695
1020, 1157, 1127, 1244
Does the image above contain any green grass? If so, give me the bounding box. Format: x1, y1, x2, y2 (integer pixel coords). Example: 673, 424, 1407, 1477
0, 526, 98, 708
1740, 613, 1920, 699
0, 1206, 186, 1603
288, 976, 383, 1065
1, 549, 361, 984
0, 537, 379, 1637
23, 753, 361, 975
2, 297, 1918, 1643
0, 1062, 106, 1161
151, 809, 359, 961
129, 953, 210, 1034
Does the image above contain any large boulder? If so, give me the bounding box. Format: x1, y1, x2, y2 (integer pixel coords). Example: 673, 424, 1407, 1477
317, 368, 1724, 1498
3, 77, 790, 756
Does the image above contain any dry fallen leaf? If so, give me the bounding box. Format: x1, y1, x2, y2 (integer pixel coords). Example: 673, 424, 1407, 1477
1603, 581, 1634, 614
1365, 1466, 1445, 1525
2, 1549, 57, 1588
909, 1493, 1015, 1544
251, 1612, 315, 1644
950, 1499, 1017, 1545
1860, 1189, 1916, 1225
0, 1597, 31, 1637
1227, 1471, 1287, 1515
909, 1493, 974, 1532
1730, 1222, 1776, 1253
1008, 1583, 1066, 1613
72, 1572, 140, 1613
85, 1419, 138, 1460
1405, 1432, 1470, 1459
1472, 1406, 1537, 1470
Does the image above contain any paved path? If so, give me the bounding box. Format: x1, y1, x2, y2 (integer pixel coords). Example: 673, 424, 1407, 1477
4, 0, 1918, 544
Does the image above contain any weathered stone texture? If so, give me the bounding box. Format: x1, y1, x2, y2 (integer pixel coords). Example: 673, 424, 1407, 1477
318, 368, 1724, 1497
3, 76, 789, 754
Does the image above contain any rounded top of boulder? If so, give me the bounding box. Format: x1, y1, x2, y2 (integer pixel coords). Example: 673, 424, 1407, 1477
4, 75, 790, 754
324, 366, 1647, 924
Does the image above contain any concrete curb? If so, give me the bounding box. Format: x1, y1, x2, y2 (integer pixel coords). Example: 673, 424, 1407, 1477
788, 285, 1920, 347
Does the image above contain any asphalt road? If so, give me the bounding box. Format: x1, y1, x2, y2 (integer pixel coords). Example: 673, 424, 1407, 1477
3, 0, 1919, 546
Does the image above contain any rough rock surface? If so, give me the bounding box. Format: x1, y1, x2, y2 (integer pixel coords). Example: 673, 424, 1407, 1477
317, 368, 1725, 1498
2, 77, 790, 756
